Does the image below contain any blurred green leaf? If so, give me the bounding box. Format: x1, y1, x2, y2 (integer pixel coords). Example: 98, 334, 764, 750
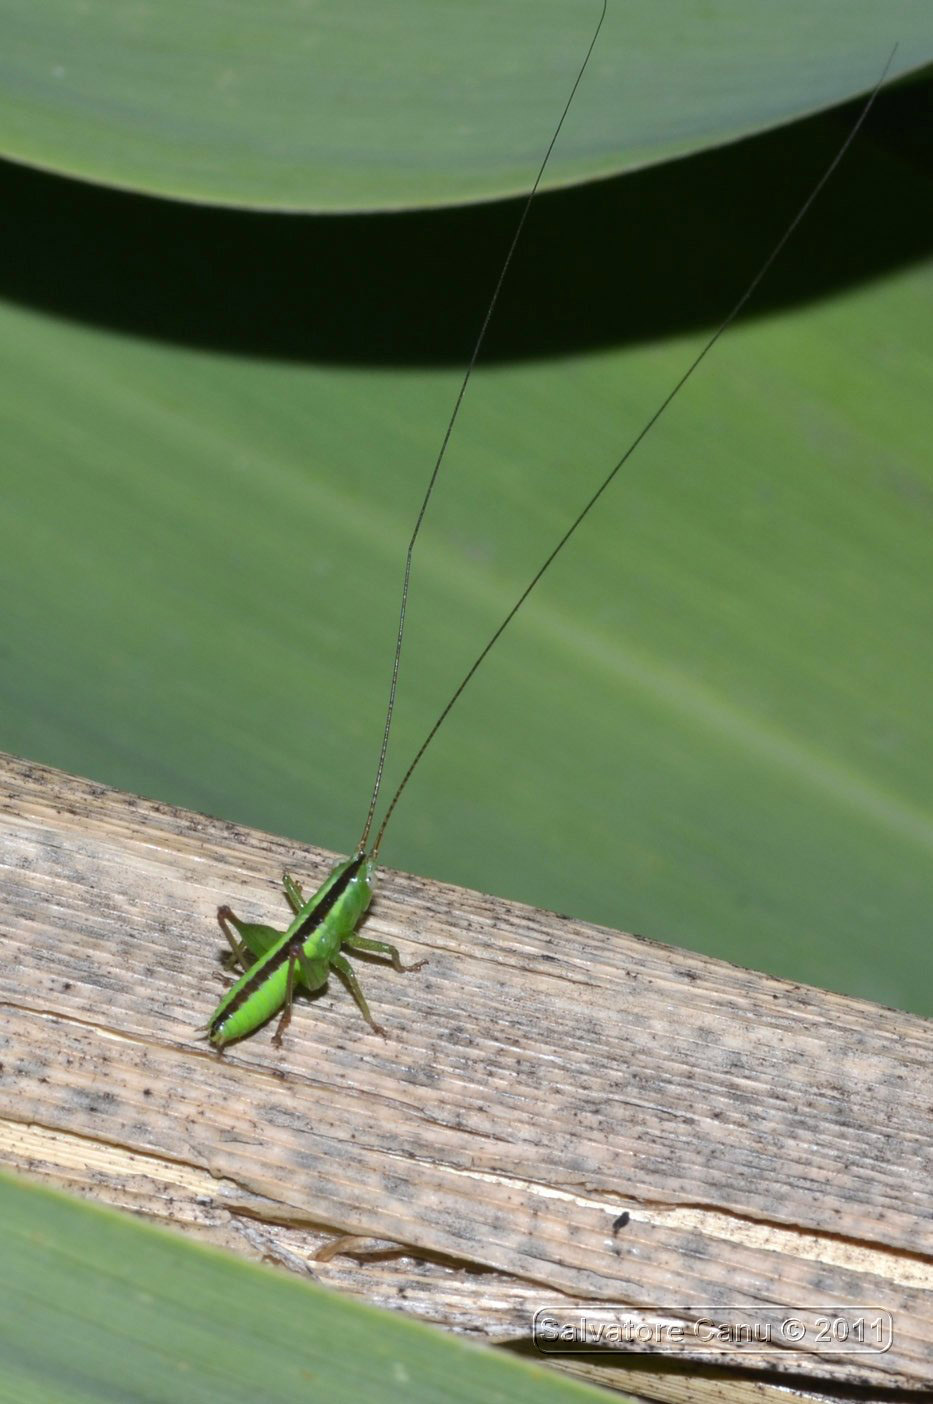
0, 1172, 618, 1404
0, 0, 930, 209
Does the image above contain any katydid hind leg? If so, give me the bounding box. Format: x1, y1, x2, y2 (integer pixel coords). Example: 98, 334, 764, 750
217, 905, 251, 970
272, 950, 300, 1047
218, 905, 285, 969
331, 952, 387, 1038
343, 933, 427, 974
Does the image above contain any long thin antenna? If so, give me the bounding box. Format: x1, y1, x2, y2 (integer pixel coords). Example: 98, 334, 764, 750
369, 44, 898, 860
357, 0, 609, 853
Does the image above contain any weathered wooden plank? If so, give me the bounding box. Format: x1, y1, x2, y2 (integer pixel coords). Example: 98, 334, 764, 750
0, 751, 929, 1397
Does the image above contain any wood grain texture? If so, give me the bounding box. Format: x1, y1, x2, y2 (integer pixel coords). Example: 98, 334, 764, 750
0, 751, 930, 1399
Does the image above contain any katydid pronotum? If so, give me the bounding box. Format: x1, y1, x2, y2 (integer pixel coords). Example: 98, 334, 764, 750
203, 7, 896, 1050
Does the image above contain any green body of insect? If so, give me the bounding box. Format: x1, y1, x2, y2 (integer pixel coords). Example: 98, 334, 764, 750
205, 857, 424, 1048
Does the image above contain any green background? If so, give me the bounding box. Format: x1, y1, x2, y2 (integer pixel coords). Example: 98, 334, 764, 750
2, 0, 931, 1015
3, 0, 932, 208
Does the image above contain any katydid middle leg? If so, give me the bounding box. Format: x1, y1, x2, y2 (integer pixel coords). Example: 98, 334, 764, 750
271, 949, 329, 1046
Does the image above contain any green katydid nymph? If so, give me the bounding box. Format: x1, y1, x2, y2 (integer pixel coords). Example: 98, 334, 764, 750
202, 6, 896, 1052
208, 858, 396, 1046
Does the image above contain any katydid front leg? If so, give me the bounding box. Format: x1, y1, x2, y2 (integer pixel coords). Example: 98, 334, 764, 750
282, 872, 304, 913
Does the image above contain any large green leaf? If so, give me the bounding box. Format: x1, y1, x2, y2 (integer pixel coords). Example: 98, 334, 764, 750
0, 1172, 617, 1403
0, 0, 930, 209
1, 67, 931, 1014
